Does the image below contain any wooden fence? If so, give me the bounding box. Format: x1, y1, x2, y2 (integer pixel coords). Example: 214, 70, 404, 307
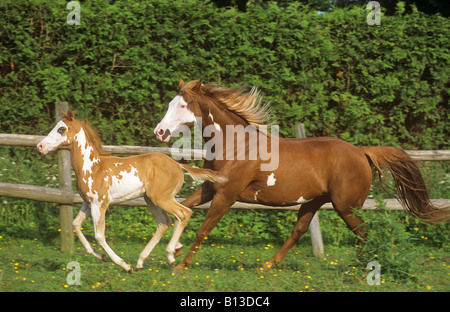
1, 102, 449, 255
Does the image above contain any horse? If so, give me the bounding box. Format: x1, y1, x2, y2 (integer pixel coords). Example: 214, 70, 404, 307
154, 78, 450, 272
37, 108, 227, 272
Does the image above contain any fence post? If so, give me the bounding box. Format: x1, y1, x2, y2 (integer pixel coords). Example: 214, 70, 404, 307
294, 124, 324, 258
55, 102, 74, 252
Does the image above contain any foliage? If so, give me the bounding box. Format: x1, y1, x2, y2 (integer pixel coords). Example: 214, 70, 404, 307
0, 0, 449, 149
356, 198, 420, 282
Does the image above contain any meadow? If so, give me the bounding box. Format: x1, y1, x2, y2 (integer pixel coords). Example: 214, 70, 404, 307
0, 225, 449, 292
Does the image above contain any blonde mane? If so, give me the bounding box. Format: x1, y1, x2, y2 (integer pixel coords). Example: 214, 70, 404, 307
183, 80, 273, 127
65, 117, 110, 156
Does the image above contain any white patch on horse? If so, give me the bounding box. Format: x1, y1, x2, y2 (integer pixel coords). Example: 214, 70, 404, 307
37, 120, 69, 153
208, 109, 221, 132
296, 196, 313, 204
87, 190, 104, 221
155, 95, 197, 137
266, 173, 276, 186
74, 127, 99, 175
87, 176, 94, 191
254, 189, 261, 201
108, 165, 144, 203
114, 162, 123, 167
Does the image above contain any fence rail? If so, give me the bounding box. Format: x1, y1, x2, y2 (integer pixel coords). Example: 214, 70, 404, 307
1, 133, 449, 160
1, 103, 449, 254
2, 182, 448, 211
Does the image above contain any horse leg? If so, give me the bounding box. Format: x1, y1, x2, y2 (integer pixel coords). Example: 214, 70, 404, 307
333, 202, 368, 255
72, 201, 106, 261
330, 182, 371, 256
174, 192, 237, 272
136, 195, 171, 271
152, 198, 192, 267
330, 151, 372, 254
180, 181, 215, 208
264, 196, 329, 270
91, 202, 133, 272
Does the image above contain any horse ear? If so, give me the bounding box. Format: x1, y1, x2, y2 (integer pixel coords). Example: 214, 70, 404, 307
61, 108, 75, 121
193, 79, 203, 92
179, 78, 185, 89
67, 108, 75, 121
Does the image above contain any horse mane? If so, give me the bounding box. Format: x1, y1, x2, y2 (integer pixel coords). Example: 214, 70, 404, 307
183, 80, 273, 127
65, 117, 110, 156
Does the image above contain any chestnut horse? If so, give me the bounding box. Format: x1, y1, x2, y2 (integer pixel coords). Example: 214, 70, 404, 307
37, 109, 227, 272
155, 79, 449, 271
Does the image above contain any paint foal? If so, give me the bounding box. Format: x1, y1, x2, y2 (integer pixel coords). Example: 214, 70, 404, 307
155, 79, 450, 272
38, 109, 227, 272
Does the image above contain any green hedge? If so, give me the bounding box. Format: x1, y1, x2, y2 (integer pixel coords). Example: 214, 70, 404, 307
0, 0, 448, 149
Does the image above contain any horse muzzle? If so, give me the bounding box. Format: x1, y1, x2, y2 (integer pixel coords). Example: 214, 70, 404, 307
155, 128, 172, 143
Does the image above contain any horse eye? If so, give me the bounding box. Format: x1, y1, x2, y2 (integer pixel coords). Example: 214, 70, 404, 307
58, 127, 66, 134
180, 104, 187, 109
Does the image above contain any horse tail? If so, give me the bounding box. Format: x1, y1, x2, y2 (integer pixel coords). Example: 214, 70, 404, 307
363, 146, 450, 224
180, 164, 228, 184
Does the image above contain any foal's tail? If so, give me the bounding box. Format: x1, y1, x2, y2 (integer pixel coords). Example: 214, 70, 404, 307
180, 164, 228, 184
363, 146, 450, 224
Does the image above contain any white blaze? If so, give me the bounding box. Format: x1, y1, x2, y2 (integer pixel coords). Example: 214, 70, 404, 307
37, 120, 69, 154
155, 95, 196, 136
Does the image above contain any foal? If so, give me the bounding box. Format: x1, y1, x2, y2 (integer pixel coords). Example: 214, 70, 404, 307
37, 109, 227, 272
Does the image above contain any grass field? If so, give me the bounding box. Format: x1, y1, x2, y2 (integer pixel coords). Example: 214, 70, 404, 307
1, 233, 449, 292
1, 153, 449, 293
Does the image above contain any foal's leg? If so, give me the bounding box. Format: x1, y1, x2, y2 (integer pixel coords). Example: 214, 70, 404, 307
136, 196, 171, 271
264, 196, 329, 270
153, 198, 192, 266
91, 202, 133, 272
72, 201, 106, 261
174, 182, 215, 258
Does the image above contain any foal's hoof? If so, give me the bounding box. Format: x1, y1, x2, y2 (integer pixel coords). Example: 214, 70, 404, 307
173, 264, 186, 274
174, 246, 183, 258
127, 266, 134, 274
135, 267, 143, 272
100, 254, 108, 262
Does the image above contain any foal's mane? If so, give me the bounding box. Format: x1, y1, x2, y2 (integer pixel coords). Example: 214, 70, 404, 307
183, 80, 273, 127
65, 117, 110, 156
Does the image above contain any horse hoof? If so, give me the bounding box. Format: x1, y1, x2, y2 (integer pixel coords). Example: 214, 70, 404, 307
173, 264, 185, 274
127, 266, 134, 274
135, 267, 143, 272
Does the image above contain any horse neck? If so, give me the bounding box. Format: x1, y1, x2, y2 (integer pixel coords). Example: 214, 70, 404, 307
69, 125, 102, 181
199, 98, 248, 139
198, 97, 264, 161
